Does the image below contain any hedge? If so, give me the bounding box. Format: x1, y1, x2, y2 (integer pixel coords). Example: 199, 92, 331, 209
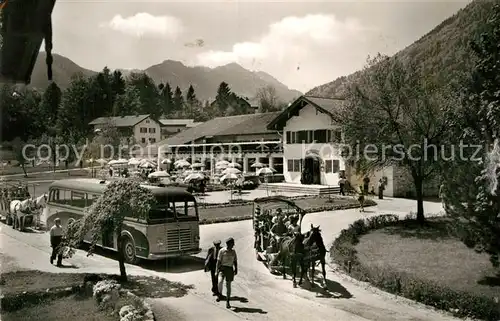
330, 214, 500, 320
199, 197, 376, 225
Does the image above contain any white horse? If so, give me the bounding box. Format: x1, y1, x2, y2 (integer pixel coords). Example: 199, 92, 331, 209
9, 198, 35, 231
33, 193, 48, 209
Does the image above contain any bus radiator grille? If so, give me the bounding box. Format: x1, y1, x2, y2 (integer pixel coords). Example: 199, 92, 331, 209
167, 228, 192, 252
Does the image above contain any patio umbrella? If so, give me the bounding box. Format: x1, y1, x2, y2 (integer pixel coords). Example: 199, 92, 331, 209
148, 170, 170, 178
220, 173, 240, 200
95, 158, 108, 165
256, 167, 275, 175
175, 160, 191, 168
251, 161, 264, 168
222, 167, 241, 175
228, 162, 241, 168
184, 172, 205, 183
220, 173, 239, 182
108, 159, 128, 166
161, 159, 171, 164
216, 160, 229, 167
139, 161, 155, 168
128, 158, 141, 166
216, 164, 228, 170
191, 162, 204, 169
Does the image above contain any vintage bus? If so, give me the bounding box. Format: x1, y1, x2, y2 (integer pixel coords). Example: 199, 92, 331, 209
42, 178, 201, 264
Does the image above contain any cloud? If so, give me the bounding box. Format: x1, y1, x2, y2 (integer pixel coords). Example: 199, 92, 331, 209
196, 14, 368, 68
103, 13, 183, 39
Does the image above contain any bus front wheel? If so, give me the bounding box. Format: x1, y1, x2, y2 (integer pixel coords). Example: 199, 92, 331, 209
121, 236, 139, 265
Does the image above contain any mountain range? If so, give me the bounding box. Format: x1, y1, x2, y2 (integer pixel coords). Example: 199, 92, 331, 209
31, 53, 302, 102
307, 0, 494, 98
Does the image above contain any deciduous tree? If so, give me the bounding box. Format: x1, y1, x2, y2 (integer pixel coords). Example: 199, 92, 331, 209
63, 179, 156, 280
335, 54, 454, 224
442, 4, 500, 267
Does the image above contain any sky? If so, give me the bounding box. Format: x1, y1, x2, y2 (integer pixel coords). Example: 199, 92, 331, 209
50, 0, 472, 92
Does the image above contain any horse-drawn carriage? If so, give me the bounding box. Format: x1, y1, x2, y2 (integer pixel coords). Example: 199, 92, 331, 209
0, 180, 44, 231
252, 196, 327, 288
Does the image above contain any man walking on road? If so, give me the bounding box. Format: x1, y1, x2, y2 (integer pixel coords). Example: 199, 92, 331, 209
205, 239, 222, 297
216, 237, 238, 309
50, 218, 64, 266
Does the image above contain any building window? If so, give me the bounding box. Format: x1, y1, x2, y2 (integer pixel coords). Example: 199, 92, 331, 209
325, 160, 332, 173
314, 129, 327, 143
297, 131, 307, 143
286, 131, 291, 144
332, 159, 339, 173
140, 127, 147, 133
149, 138, 156, 143
332, 129, 342, 143
149, 128, 156, 133
177, 129, 181, 132
293, 159, 301, 172
145, 119, 150, 123
287, 159, 293, 171
324, 159, 340, 173
141, 138, 146, 143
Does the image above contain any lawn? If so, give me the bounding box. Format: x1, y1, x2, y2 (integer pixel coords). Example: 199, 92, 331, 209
0, 270, 192, 321
0, 163, 86, 176
2, 293, 117, 321
0, 270, 192, 298
198, 196, 367, 221
355, 219, 499, 299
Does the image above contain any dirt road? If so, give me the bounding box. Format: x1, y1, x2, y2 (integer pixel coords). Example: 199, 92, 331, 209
0, 198, 460, 321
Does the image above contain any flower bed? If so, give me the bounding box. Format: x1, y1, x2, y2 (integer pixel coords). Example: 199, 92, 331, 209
0, 271, 192, 321
199, 196, 376, 225
330, 214, 500, 320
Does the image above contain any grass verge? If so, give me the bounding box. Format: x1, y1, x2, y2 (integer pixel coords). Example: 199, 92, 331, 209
199, 196, 376, 225
331, 214, 500, 320
0, 270, 193, 321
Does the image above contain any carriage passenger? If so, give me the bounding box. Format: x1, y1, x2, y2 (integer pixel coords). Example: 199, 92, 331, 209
287, 215, 299, 235
270, 215, 287, 239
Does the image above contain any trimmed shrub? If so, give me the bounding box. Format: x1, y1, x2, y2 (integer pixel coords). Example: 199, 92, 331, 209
330, 215, 500, 320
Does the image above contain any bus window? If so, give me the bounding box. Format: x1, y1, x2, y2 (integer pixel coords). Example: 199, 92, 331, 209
52, 189, 71, 205
86, 194, 99, 207
173, 201, 197, 219
148, 204, 176, 221
48, 189, 58, 202
70, 191, 86, 208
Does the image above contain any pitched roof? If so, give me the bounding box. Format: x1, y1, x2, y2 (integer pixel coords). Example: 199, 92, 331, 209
267, 95, 345, 131
161, 112, 280, 145
88, 115, 151, 127
159, 119, 194, 126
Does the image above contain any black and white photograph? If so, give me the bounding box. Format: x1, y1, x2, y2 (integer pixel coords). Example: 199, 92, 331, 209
0, 0, 499, 320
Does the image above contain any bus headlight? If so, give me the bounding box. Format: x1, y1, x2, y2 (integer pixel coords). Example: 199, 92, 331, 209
156, 238, 165, 247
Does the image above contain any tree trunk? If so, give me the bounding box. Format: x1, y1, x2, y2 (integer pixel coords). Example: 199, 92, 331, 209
21, 164, 28, 178
414, 177, 425, 224
116, 234, 127, 281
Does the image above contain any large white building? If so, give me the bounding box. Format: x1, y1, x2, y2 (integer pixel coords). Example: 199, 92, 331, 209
267, 96, 345, 187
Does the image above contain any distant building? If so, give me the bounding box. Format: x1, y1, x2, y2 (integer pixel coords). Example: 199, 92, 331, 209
158, 118, 200, 140
88, 114, 162, 145
157, 112, 283, 173
209, 97, 259, 114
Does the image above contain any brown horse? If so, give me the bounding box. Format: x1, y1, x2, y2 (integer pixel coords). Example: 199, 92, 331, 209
276, 231, 308, 287
303, 224, 327, 288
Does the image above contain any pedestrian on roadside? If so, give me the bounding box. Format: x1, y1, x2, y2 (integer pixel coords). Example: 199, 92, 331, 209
205, 239, 222, 297
357, 185, 365, 212
216, 237, 238, 309
363, 177, 370, 195
338, 176, 346, 196
50, 218, 64, 266
109, 167, 113, 178
378, 178, 385, 199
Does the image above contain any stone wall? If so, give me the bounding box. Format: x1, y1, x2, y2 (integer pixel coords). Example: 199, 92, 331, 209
392, 166, 439, 198
346, 164, 439, 198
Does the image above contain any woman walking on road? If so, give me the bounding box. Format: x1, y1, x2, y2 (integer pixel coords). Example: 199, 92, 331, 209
216, 237, 238, 309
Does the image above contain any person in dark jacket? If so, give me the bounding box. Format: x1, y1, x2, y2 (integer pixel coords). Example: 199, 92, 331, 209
205, 240, 222, 296
50, 218, 64, 266
363, 177, 370, 195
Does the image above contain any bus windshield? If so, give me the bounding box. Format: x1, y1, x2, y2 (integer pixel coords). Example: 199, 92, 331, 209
147, 198, 198, 221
